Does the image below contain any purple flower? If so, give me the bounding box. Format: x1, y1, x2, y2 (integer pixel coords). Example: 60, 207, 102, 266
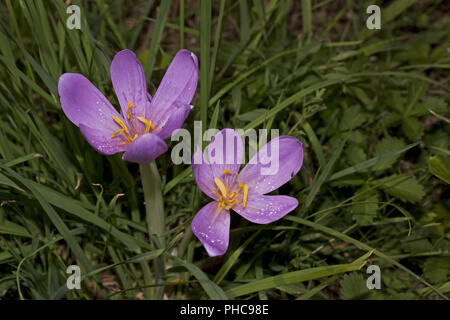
192, 129, 304, 256
58, 49, 198, 163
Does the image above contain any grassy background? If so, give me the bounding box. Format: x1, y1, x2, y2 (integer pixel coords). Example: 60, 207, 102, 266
0, 0, 449, 300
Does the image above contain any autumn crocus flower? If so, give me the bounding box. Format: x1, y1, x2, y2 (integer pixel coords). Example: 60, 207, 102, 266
192, 129, 304, 256
58, 49, 198, 163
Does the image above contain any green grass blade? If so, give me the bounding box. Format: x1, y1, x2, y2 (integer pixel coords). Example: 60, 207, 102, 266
209, 0, 226, 92
301, 0, 312, 41
225, 251, 371, 298
168, 254, 228, 300
200, 0, 212, 132
144, 0, 172, 79
328, 142, 420, 182
214, 230, 262, 285
285, 216, 447, 299
302, 138, 346, 212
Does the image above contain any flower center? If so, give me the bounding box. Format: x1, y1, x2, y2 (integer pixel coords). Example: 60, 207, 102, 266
110, 101, 155, 144
213, 170, 248, 210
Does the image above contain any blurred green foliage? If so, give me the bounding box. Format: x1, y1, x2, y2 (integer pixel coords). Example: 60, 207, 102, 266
0, 0, 448, 300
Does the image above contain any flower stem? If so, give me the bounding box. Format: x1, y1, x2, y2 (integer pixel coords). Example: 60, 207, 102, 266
177, 227, 193, 258
178, 187, 199, 258
139, 161, 165, 299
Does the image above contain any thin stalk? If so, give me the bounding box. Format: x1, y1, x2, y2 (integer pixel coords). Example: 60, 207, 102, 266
178, 174, 200, 258
302, 0, 312, 42
179, 0, 184, 49
144, 0, 172, 80
139, 161, 166, 299
177, 227, 193, 258
200, 0, 211, 133
209, 0, 226, 94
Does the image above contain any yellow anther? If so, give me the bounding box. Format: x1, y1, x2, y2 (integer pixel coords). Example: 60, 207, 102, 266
110, 128, 124, 138
242, 184, 248, 208
214, 177, 227, 198
113, 116, 129, 134
126, 101, 134, 119
137, 117, 156, 134
131, 133, 138, 141
221, 170, 233, 175
238, 182, 243, 187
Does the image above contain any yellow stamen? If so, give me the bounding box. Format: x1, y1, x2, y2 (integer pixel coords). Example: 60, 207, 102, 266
110, 128, 124, 138
126, 101, 134, 119
214, 177, 227, 198
242, 184, 248, 208
113, 116, 129, 134
221, 170, 233, 175
137, 117, 156, 134
238, 182, 243, 187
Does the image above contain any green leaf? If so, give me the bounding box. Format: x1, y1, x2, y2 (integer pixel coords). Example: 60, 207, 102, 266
143, 0, 171, 79
382, 0, 418, 27
423, 97, 448, 113
428, 155, 450, 184
339, 105, 367, 131
350, 86, 374, 110
340, 273, 372, 300
423, 257, 450, 283
236, 109, 268, 122
26, 180, 140, 251
285, 216, 446, 299
200, 0, 211, 129
296, 275, 339, 300
0, 220, 31, 238
374, 174, 425, 203
0, 172, 23, 191
225, 252, 371, 298
3, 167, 93, 275
373, 136, 405, 171
401, 239, 433, 253
346, 145, 367, 166
168, 255, 228, 300
329, 142, 418, 182
163, 167, 192, 195
351, 188, 378, 226
51, 249, 164, 299
214, 230, 261, 285
402, 117, 423, 141
303, 139, 347, 212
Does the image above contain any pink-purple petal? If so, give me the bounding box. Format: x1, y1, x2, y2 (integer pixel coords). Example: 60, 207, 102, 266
191, 202, 230, 257
79, 123, 127, 155
192, 129, 244, 199
207, 129, 244, 176
149, 50, 198, 124
58, 73, 120, 131
192, 147, 220, 200
155, 102, 192, 140
238, 136, 303, 195
232, 194, 298, 224
110, 49, 147, 120
121, 133, 168, 163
